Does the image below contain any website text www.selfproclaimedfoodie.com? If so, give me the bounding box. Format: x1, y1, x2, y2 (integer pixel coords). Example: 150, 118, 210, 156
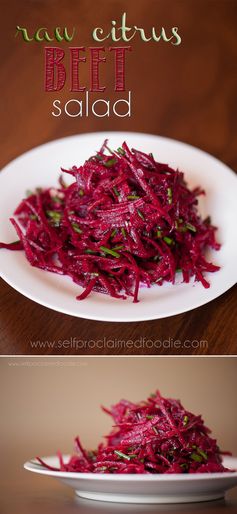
8, 360, 88, 368
29, 337, 208, 352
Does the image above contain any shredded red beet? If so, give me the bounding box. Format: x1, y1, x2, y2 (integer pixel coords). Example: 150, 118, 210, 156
36, 391, 230, 474
0, 141, 220, 302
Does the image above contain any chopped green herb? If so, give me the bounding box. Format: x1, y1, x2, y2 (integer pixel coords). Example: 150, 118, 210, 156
113, 245, 124, 250
72, 223, 82, 234
100, 246, 120, 258
29, 214, 37, 220
183, 415, 189, 426
85, 249, 97, 255
117, 147, 125, 155
79, 189, 84, 196
156, 230, 162, 238
163, 236, 173, 245
167, 187, 172, 204
190, 453, 203, 462
46, 211, 62, 222
113, 186, 120, 197
127, 195, 140, 200
197, 448, 208, 460
46, 211, 61, 218
111, 229, 117, 238
114, 450, 130, 461
137, 209, 145, 220
121, 228, 126, 237
104, 157, 117, 168
186, 223, 197, 232
146, 415, 154, 420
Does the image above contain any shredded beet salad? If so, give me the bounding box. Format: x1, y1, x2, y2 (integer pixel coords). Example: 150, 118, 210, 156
37, 391, 230, 474
0, 141, 220, 302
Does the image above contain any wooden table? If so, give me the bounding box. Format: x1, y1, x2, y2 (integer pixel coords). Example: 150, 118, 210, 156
0, 0, 236, 355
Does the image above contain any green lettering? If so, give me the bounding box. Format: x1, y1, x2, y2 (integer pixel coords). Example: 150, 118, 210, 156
92, 27, 109, 42
134, 26, 152, 42
55, 27, 63, 42
63, 27, 75, 42
15, 25, 33, 42
160, 27, 173, 43
35, 27, 54, 42
171, 27, 182, 46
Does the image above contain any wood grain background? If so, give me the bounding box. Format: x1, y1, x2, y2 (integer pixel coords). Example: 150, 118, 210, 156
0, 0, 236, 355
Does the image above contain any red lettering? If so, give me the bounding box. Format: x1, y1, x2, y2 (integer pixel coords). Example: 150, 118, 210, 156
44, 46, 131, 93
45, 47, 66, 91
70, 47, 86, 92
89, 47, 106, 92
109, 46, 131, 92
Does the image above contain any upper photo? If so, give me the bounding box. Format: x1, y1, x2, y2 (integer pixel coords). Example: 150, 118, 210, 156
0, 0, 236, 355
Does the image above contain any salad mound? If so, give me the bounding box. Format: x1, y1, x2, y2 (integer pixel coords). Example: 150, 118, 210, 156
37, 391, 230, 474
0, 141, 220, 302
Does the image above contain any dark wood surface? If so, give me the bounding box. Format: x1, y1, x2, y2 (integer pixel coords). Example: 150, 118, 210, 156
0, 0, 236, 355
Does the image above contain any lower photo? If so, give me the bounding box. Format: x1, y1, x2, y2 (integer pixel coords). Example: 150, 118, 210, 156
0, 356, 237, 514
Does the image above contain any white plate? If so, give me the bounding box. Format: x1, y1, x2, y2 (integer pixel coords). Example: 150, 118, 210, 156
24, 455, 237, 504
0, 132, 236, 322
